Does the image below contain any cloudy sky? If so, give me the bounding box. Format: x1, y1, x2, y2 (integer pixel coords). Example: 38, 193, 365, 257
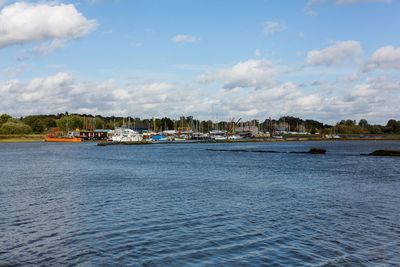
0, 0, 399, 124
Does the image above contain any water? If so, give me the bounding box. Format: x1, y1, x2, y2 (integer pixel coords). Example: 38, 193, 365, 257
1, 141, 400, 266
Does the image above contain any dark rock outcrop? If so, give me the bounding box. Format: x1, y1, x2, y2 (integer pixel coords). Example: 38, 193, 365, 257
367, 149, 400, 156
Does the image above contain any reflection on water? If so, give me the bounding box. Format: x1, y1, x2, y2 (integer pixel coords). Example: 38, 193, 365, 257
1, 141, 400, 265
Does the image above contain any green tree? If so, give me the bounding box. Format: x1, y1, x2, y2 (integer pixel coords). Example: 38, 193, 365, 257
24, 116, 45, 133
358, 119, 369, 128
0, 114, 12, 127
105, 121, 115, 130
57, 115, 83, 132
7, 117, 21, 124
43, 118, 57, 129
335, 124, 364, 134
160, 117, 174, 131
305, 119, 324, 129
367, 125, 383, 134
94, 117, 105, 129
155, 118, 162, 132
386, 119, 399, 133
0, 122, 32, 135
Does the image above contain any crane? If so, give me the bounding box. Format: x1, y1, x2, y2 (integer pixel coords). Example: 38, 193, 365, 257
227, 117, 242, 135
47, 127, 60, 138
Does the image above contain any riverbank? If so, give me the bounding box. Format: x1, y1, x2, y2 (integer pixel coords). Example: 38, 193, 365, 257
0, 135, 45, 143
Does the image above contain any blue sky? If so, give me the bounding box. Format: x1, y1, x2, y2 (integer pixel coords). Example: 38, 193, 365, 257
1, 0, 400, 124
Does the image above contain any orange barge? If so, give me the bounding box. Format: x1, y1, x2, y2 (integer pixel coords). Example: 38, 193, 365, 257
45, 127, 82, 142
45, 137, 82, 142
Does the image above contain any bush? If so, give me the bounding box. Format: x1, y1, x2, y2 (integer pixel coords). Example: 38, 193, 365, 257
6, 117, 21, 124
0, 114, 12, 127
23, 115, 45, 133
335, 124, 365, 134
0, 122, 33, 135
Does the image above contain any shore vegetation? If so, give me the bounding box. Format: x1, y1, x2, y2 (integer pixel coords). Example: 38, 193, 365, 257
1, 113, 400, 143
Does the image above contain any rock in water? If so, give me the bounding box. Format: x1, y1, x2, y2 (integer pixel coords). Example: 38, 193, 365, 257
97, 141, 106, 146
308, 148, 326, 154
368, 150, 400, 156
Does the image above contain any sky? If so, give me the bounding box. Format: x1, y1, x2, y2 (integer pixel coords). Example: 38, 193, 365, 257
0, 0, 399, 124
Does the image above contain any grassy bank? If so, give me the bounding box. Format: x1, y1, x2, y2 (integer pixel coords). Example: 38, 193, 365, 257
0, 134, 45, 143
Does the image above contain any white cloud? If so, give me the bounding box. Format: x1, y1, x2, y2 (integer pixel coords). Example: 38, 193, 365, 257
2, 71, 400, 124
335, 0, 391, 4
337, 76, 400, 121
131, 42, 143, 47
254, 49, 261, 57
335, 72, 359, 83
196, 59, 279, 89
33, 39, 69, 56
210, 82, 324, 119
311, 80, 325, 86
171, 35, 199, 44
303, 7, 319, 16
307, 0, 390, 5
197, 71, 400, 123
264, 21, 286, 35
304, 41, 362, 66
346, 76, 400, 100
0, 72, 212, 118
307, 0, 325, 5
297, 80, 325, 88
363, 45, 400, 72
2, 64, 24, 78
0, 2, 97, 49
304, 0, 390, 16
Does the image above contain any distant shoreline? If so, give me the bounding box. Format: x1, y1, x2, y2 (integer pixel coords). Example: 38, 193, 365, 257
1, 135, 400, 144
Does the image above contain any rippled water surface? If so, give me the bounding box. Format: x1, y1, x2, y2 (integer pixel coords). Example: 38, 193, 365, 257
1, 141, 400, 266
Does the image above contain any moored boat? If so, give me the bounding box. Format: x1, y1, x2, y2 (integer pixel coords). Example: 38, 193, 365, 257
109, 127, 143, 142
45, 127, 82, 142
147, 135, 167, 142
227, 135, 242, 140
45, 137, 82, 142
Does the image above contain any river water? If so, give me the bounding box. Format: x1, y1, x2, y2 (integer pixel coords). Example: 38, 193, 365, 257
1, 141, 400, 266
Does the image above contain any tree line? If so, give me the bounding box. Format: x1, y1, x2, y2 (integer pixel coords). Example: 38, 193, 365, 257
1, 113, 400, 135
